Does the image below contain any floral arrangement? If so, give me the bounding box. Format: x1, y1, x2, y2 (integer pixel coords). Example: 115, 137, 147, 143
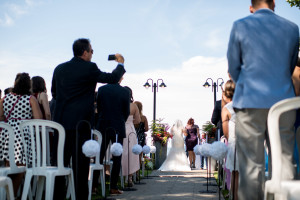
150, 118, 172, 146
202, 121, 217, 138
144, 156, 153, 170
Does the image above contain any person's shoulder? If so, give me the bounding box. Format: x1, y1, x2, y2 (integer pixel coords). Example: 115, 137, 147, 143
274, 13, 299, 30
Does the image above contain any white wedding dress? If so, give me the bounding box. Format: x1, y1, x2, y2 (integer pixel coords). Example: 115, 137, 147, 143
159, 120, 191, 171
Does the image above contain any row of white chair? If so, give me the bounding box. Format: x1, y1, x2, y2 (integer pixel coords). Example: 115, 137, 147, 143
0, 120, 76, 200
0, 119, 126, 200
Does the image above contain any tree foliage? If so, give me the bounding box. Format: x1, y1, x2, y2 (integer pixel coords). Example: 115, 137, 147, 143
286, 0, 300, 9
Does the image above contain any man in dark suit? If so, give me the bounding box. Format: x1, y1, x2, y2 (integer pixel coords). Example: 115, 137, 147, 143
96, 76, 130, 194
211, 100, 223, 140
51, 38, 125, 199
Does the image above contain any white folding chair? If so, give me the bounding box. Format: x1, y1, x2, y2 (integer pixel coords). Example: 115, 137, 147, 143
88, 129, 105, 200
265, 97, 300, 200
0, 176, 14, 200
0, 122, 27, 200
20, 119, 76, 200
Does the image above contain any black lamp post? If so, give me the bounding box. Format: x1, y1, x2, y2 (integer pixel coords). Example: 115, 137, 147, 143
202, 78, 224, 199
143, 78, 167, 123
203, 78, 224, 106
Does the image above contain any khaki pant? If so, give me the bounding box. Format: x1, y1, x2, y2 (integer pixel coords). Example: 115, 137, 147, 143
235, 108, 295, 200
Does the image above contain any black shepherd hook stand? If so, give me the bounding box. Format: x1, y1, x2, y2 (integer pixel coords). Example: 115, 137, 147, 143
123, 131, 137, 191
96, 127, 117, 200
199, 155, 217, 194
135, 149, 146, 185
232, 145, 237, 200
216, 157, 222, 200
75, 120, 92, 198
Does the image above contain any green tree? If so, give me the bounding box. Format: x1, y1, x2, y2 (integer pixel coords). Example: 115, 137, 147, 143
286, 0, 300, 9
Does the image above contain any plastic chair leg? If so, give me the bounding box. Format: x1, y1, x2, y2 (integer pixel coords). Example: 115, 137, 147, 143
88, 169, 94, 200
45, 175, 55, 200
21, 172, 33, 200
69, 172, 76, 200
35, 176, 45, 200
100, 169, 105, 196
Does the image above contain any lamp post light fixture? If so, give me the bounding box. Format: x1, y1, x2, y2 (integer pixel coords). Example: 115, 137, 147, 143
203, 78, 224, 106
143, 78, 167, 123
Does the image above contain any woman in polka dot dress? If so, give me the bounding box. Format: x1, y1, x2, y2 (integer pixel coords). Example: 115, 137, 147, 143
0, 72, 42, 195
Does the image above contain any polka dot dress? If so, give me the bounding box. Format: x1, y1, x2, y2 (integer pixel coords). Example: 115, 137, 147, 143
0, 93, 33, 165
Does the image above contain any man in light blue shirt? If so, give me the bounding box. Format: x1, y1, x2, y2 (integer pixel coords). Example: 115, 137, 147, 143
227, 0, 299, 199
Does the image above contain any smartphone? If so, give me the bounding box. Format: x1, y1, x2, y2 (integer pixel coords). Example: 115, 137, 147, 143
108, 54, 116, 61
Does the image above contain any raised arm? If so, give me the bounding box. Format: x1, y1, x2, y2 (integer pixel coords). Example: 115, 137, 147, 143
93, 54, 126, 84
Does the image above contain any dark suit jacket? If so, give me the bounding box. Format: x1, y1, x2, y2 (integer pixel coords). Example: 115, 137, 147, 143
211, 100, 223, 138
96, 83, 130, 138
51, 57, 125, 130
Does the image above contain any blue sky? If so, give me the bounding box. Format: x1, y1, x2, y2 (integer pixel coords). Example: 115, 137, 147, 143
0, 0, 299, 131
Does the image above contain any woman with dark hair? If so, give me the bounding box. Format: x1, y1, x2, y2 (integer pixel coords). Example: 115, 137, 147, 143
184, 118, 199, 168
122, 86, 141, 186
0, 73, 42, 196
31, 76, 51, 120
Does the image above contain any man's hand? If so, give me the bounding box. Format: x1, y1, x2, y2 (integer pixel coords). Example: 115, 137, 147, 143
115, 53, 124, 64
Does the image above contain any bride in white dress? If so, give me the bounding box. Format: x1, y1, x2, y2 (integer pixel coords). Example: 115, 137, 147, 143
159, 119, 191, 171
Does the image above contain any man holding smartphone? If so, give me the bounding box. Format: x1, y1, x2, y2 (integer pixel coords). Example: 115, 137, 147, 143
52, 38, 125, 200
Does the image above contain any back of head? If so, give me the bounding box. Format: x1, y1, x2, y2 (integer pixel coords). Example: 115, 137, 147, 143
224, 80, 235, 100
124, 86, 133, 103
12, 73, 31, 95
31, 76, 46, 93
251, 0, 274, 9
174, 119, 183, 130
4, 87, 12, 95
73, 38, 91, 57
187, 118, 194, 126
297, 57, 300, 67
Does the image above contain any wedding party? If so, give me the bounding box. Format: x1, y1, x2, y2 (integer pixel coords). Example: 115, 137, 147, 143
0, 0, 300, 200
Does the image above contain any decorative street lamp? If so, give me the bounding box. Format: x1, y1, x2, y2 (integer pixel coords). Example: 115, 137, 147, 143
202, 77, 224, 198
143, 78, 167, 123
203, 78, 224, 106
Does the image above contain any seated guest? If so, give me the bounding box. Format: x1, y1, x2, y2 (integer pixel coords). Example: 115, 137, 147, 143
0, 73, 42, 196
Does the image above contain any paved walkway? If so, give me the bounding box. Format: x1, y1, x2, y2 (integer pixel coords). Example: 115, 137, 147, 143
112, 169, 225, 200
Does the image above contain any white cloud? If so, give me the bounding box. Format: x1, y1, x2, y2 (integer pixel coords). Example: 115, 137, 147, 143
0, 0, 39, 27
0, 13, 14, 26
121, 55, 228, 133
0, 50, 228, 136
